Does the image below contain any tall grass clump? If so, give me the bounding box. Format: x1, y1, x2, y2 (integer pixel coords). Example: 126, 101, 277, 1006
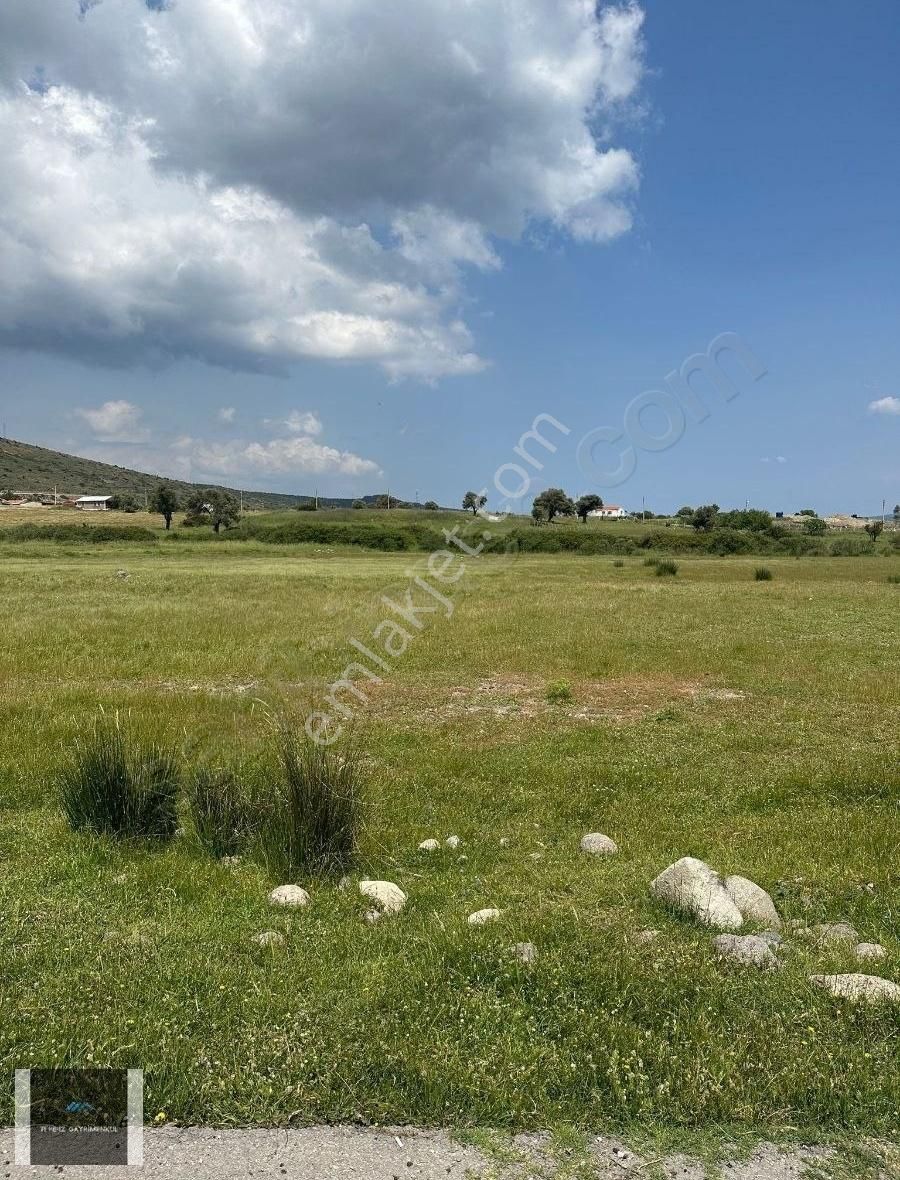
887, 574, 900, 585
754, 566, 773, 581
261, 727, 362, 877
654, 559, 678, 577
188, 766, 260, 858
60, 723, 179, 840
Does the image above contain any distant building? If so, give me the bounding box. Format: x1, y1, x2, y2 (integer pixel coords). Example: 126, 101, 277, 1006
75, 496, 113, 512
588, 505, 627, 519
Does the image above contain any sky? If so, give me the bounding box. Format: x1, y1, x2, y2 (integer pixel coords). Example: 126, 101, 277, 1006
0, 0, 898, 514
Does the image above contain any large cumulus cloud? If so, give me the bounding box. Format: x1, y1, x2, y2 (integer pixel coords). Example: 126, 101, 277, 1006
0, 0, 645, 379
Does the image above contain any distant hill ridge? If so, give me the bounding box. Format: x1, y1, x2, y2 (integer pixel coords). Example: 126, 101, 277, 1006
0, 437, 378, 509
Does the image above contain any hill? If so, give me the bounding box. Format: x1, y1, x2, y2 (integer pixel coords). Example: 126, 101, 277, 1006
0, 437, 377, 510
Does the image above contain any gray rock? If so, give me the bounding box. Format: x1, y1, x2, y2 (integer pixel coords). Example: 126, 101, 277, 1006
512, 941, 537, 964
499, 837, 510, 847
758, 930, 783, 947
417, 839, 440, 852
252, 931, 284, 948
650, 857, 743, 930
467, 908, 501, 926
855, 942, 887, 963
723, 875, 782, 928
580, 833, 618, 855
445, 835, 461, 850
359, 880, 407, 918
810, 973, 900, 1004
713, 933, 779, 970
268, 884, 310, 908
807, 922, 859, 946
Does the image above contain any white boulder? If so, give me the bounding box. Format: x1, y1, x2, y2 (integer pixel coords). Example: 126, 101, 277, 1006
445, 835, 461, 850
468, 908, 501, 926
855, 942, 887, 963
359, 880, 407, 919
650, 857, 743, 930
723, 875, 781, 928
810, 974, 900, 1004
580, 833, 618, 855
252, 931, 285, 948
713, 933, 779, 970
418, 839, 440, 852
268, 885, 310, 908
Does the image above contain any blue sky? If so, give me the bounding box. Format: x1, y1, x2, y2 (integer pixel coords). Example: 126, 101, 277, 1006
1, 0, 898, 513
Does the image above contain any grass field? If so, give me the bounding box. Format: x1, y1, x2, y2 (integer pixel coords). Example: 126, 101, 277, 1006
1, 542, 898, 1145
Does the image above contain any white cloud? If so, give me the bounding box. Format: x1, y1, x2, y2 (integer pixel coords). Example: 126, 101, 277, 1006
218, 406, 236, 423
284, 411, 323, 436
760, 456, 787, 464
0, 0, 646, 379
868, 396, 900, 416
74, 399, 147, 441
190, 436, 381, 479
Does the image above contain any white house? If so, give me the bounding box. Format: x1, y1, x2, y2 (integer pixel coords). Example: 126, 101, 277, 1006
587, 505, 627, 519
75, 496, 113, 512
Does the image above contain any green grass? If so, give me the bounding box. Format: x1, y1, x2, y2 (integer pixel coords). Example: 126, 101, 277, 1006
0, 544, 898, 1139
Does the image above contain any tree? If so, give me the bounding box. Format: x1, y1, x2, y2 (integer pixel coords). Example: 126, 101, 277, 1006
718, 508, 773, 532
423, 500, 439, 510
533, 487, 576, 522
797, 508, 817, 517
803, 516, 827, 536
893, 504, 900, 521
690, 504, 720, 531
575, 494, 602, 523
149, 483, 181, 530
676, 505, 694, 518
865, 520, 884, 543
351, 500, 367, 509
462, 490, 487, 515
109, 493, 139, 513
184, 488, 241, 534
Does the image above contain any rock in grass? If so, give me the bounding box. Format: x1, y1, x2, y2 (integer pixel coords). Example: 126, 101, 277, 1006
632, 929, 661, 947
807, 922, 859, 946
580, 833, 618, 855
758, 930, 783, 947
468, 908, 501, 926
512, 941, 537, 964
268, 885, 311, 908
650, 857, 743, 930
252, 931, 284, 948
855, 942, 887, 963
810, 974, 900, 1004
723, 875, 782, 928
418, 839, 440, 852
445, 835, 461, 850
359, 880, 407, 920
713, 933, 779, 970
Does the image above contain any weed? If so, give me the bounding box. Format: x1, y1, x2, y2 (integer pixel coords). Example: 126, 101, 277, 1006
188, 765, 260, 858
545, 679, 573, 704
654, 559, 678, 577
60, 721, 179, 840
755, 566, 774, 581
260, 726, 361, 877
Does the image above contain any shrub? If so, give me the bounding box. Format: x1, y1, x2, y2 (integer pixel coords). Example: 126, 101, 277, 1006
0, 523, 157, 544
545, 679, 573, 704
643, 555, 660, 566
613, 559, 625, 568
188, 766, 260, 858
654, 560, 678, 577
887, 575, 900, 585
60, 724, 179, 840
754, 567, 773, 581
261, 728, 361, 877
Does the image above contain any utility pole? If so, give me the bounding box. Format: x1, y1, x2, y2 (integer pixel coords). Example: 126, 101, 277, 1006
314, 487, 318, 510
386, 488, 391, 509
641, 494, 645, 522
